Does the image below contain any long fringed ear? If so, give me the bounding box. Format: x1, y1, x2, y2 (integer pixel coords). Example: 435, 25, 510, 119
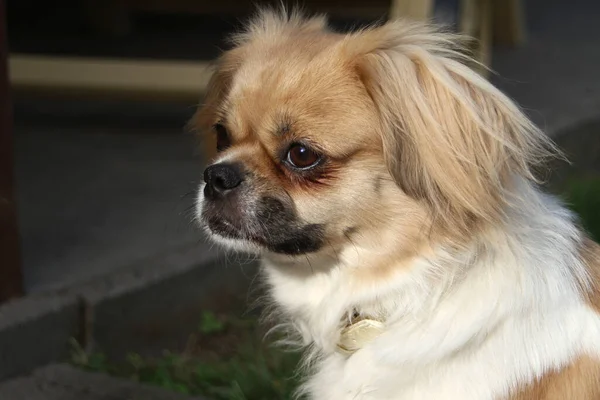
353, 21, 557, 234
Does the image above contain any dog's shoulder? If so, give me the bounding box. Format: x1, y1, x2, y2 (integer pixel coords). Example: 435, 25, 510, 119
507, 355, 600, 400
507, 237, 600, 400
580, 237, 600, 312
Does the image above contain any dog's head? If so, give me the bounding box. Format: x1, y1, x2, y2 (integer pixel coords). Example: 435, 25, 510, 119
193, 10, 555, 259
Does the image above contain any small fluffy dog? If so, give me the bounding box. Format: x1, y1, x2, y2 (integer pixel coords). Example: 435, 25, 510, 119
193, 9, 600, 399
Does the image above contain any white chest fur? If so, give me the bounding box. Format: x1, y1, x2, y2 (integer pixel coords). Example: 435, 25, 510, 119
302, 304, 600, 400
262, 195, 600, 399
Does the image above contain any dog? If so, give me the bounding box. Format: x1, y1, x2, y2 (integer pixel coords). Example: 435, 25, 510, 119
193, 9, 600, 399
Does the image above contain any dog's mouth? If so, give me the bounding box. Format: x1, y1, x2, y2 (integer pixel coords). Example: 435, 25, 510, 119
206, 215, 245, 239
205, 214, 267, 247
204, 212, 325, 256
204, 211, 271, 247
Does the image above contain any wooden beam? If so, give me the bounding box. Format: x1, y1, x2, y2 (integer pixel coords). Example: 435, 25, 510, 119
477, 0, 493, 72
459, 0, 493, 76
0, 0, 24, 302
492, 0, 526, 47
9, 55, 213, 102
129, 0, 392, 19
389, 0, 434, 21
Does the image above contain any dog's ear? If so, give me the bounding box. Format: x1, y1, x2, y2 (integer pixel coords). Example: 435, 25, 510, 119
188, 51, 241, 161
350, 22, 556, 233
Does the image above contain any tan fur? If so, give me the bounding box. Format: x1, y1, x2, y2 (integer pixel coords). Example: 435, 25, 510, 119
507, 356, 600, 400
192, 10, 557, 255
190, 9, 561, 281
192, 10, 430, 270
190, 49, 243, 160
502, 239, 600, 399
580, 237, 600, 312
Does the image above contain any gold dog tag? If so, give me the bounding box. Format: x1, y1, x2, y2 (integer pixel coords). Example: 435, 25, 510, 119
336, 319, 385, 355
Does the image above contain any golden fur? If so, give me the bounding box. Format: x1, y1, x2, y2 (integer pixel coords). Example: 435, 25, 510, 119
508, 355, 600, 400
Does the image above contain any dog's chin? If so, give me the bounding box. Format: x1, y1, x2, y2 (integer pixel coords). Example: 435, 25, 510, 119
204, 217, 264, 254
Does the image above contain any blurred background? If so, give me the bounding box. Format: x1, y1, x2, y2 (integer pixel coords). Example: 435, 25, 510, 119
0, 0, 599, 399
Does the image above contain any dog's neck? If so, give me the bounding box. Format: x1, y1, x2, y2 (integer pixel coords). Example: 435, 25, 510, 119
263, 240, 468, 355
262, 187, 589, 363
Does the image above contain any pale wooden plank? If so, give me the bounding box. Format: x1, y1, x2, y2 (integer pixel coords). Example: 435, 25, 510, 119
459, 0, 492, 76
477, 0, 493, 74
492, 0, 526, 46
9, 55, 213, 101
389, 0, 434, 21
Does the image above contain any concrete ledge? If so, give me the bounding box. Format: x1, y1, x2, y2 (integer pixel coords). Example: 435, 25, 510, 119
0, 243, 258, 381
0, 363, 205, 400
0, 292, 80, 380
67, 245, 258, 359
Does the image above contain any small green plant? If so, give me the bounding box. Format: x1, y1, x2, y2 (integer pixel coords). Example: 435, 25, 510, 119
564, 176, 600, 241
71, 313, 302, 400
70, 338, 110, 373
198, 311, 226, 335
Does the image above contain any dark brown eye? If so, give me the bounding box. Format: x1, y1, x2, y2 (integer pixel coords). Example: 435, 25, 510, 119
286, 144, 320, 169
214, 123, 230, 152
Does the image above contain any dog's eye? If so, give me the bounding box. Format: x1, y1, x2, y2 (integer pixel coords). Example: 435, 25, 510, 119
214, 123, 230, 152
286, 144, 320, 169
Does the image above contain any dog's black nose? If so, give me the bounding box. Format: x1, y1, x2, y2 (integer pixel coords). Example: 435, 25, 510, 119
203, 163, 243, 199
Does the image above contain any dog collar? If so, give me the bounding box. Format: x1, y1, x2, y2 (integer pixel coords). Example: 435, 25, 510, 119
336, 317, 385, 355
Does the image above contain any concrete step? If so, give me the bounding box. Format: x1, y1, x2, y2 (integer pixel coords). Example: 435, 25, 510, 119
0, 363, 205, 400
